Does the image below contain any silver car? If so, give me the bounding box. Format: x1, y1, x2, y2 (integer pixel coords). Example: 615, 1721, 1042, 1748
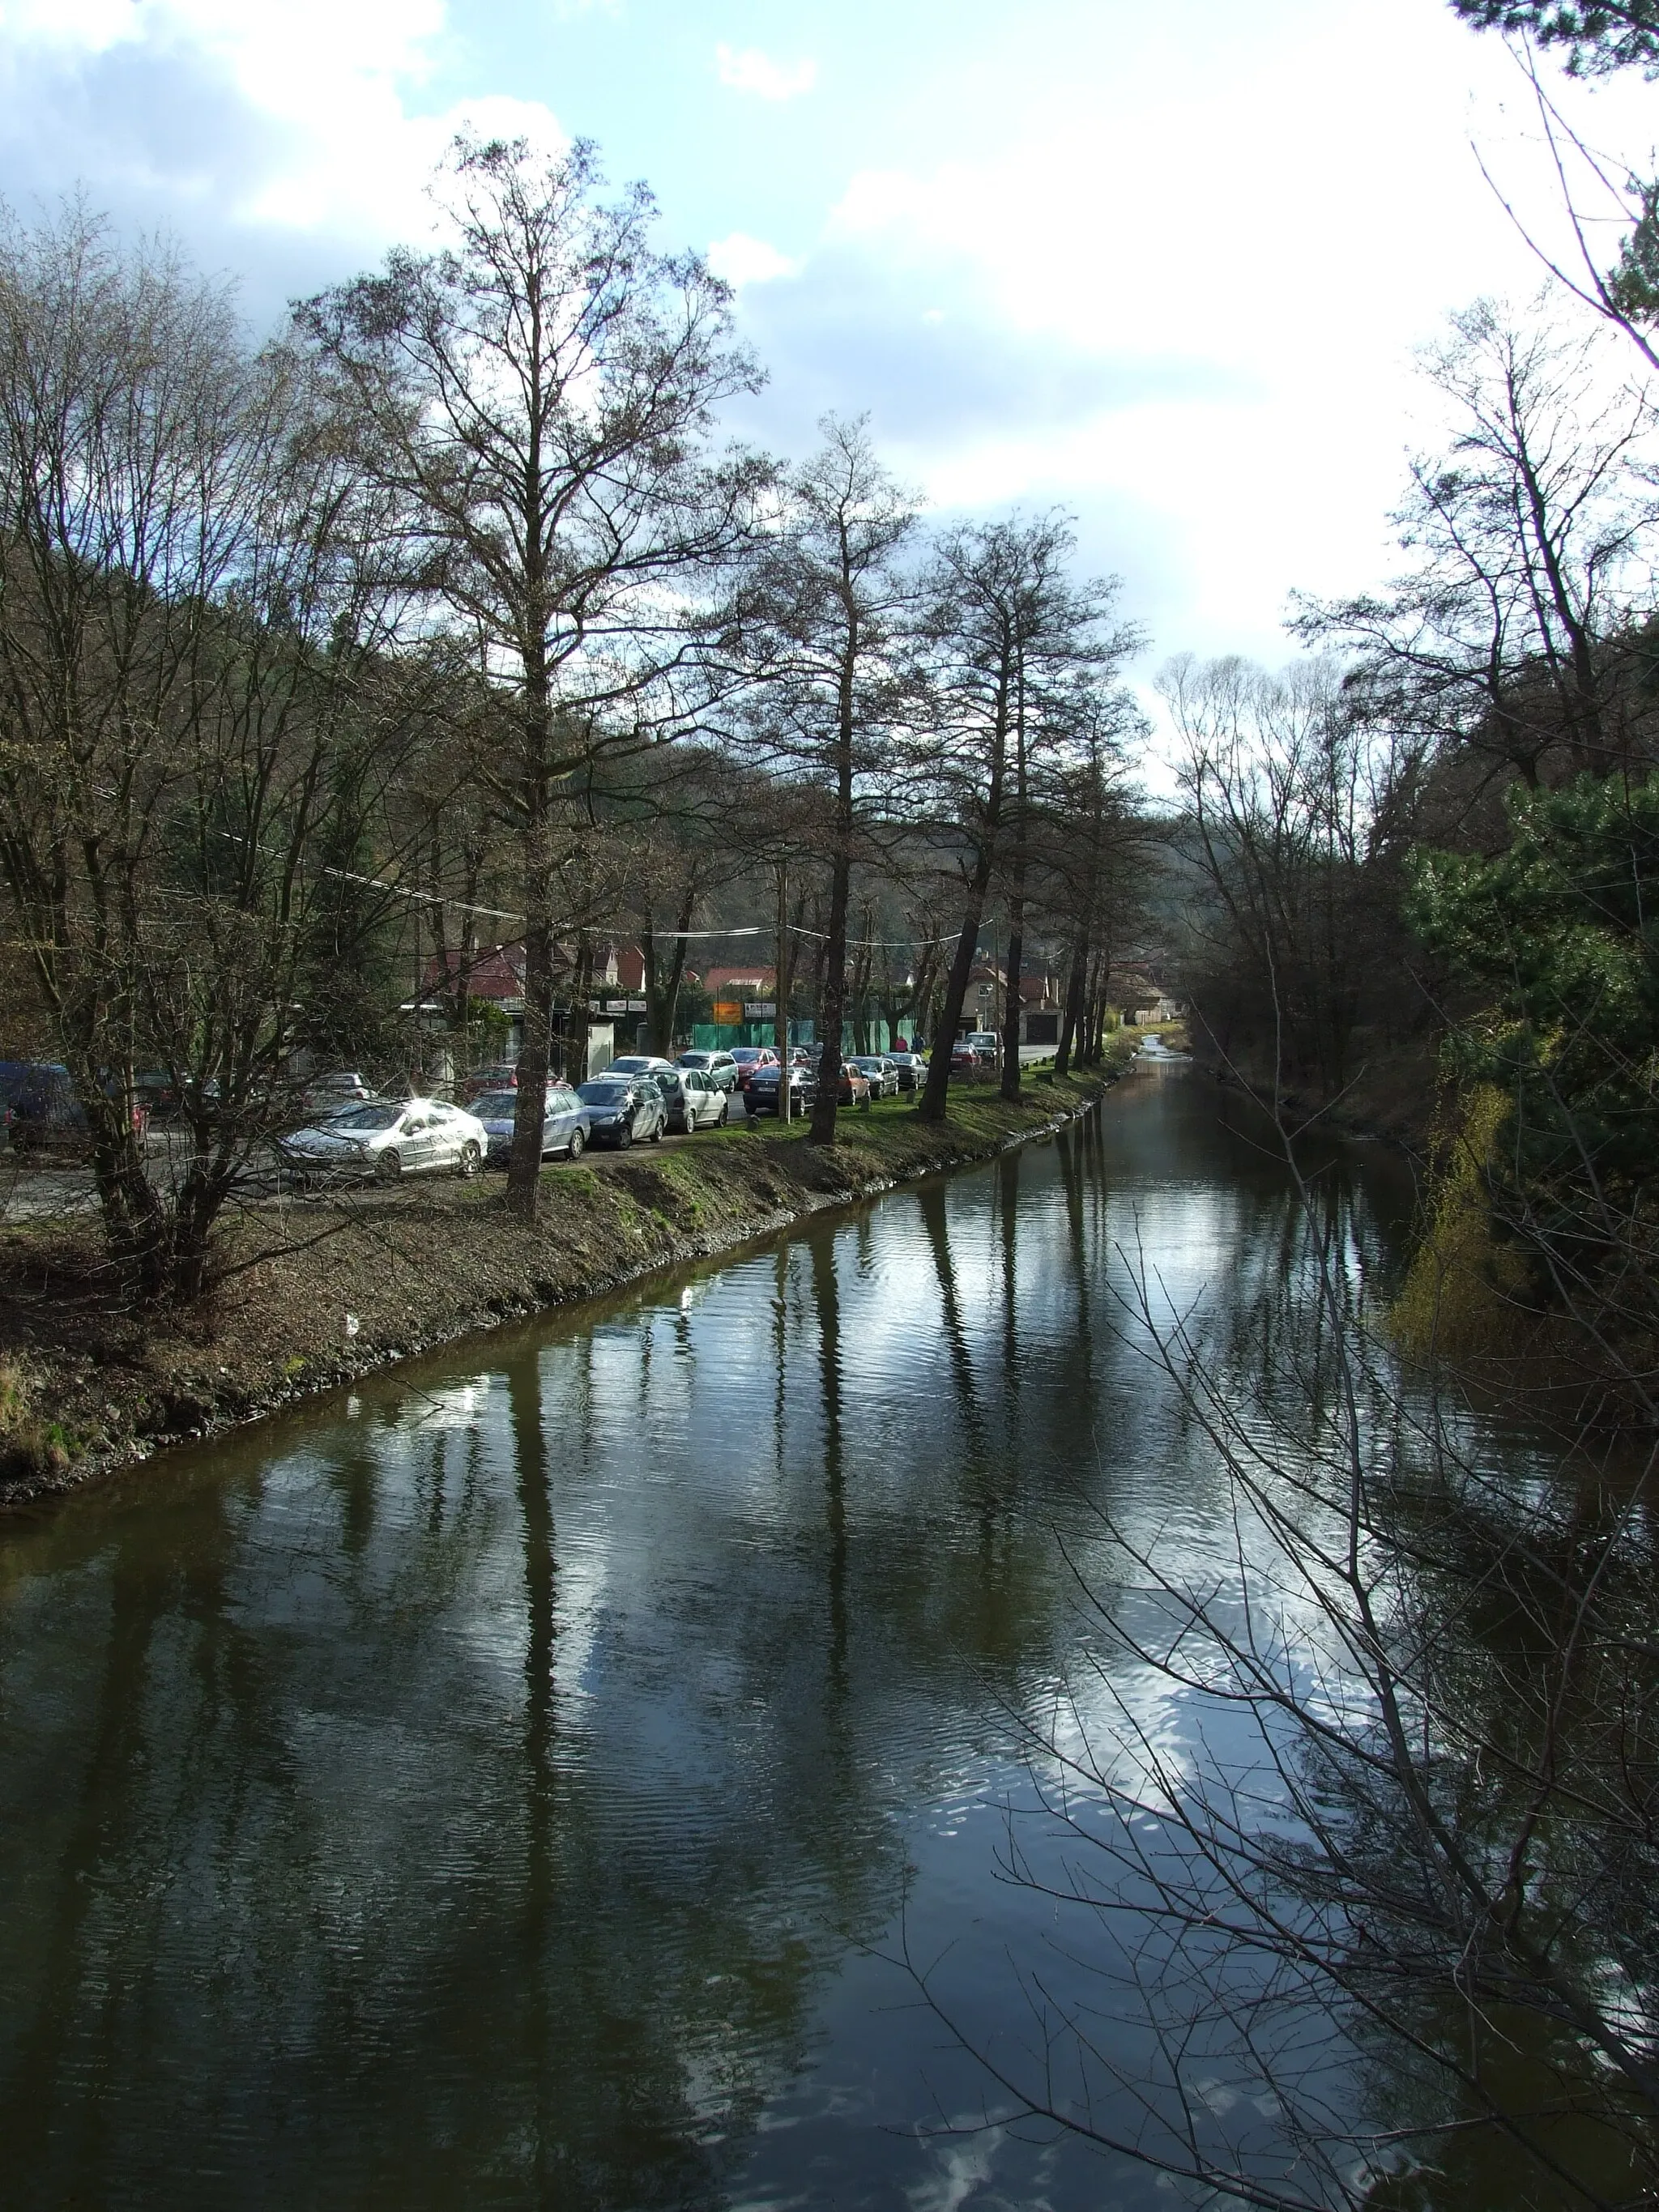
673, 1067, 729, 1130
848, 1055, 900, 1099
675, 1049, 739, 1093
279, 1097, 488, 1183
467, 1086, 588, 1165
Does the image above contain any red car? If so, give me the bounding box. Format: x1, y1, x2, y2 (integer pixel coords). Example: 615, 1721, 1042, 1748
728, 1046, 778, 1091
463, 1062, 520, 1100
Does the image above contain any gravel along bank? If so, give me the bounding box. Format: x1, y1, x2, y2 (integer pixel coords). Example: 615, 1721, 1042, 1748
0, 1072, 1120, 1509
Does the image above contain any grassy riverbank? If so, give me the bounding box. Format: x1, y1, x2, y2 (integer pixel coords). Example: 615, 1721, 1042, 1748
0, 1063, 1124, 1507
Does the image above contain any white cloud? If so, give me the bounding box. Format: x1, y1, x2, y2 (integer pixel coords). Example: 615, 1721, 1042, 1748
706, 231, 797, 288
714, 42, 816, 101
0, 0, 567, 253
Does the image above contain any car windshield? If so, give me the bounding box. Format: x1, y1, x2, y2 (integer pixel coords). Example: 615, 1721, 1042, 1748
578, 1082, 629, 1105
471, 1093, 517, 1117
731, 1048, 763, 1063
677, 1054, 709, 1067
333, 1105, 402, 1132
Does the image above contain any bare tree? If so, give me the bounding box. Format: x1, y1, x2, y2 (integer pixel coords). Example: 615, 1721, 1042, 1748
1162, 655, 1425, 1103
299, 133, 764, 1217
735, 416, 921, 1141
915, 517, 1141, 1122
1296, 303, 1659, 791
0, 204, 405, 1296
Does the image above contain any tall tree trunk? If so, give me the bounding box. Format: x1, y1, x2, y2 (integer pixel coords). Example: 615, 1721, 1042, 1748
811, 642, 858, 1144
1000, 869, 1026, 1102
919, 850, 996, 1124
643, 877, 693, 1055
507, 897, 554, 1216
850, 910, 874, 1055
811, 846, 850, 1143
508, 647, 554, 1218
774, 861, 793, 1125
568, 935, 593, 1085
1056, 931, 1088, 1077
1079, 953, 1103, 1068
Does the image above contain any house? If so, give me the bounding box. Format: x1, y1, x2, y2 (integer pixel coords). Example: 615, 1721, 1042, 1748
1111, 970, 1183, 1026
953, 965, 1066, 1049
701, 964, 776, 1024
417, 939, 615, 1074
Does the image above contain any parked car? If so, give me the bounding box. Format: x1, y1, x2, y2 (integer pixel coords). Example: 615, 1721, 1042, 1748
847, 1055, 899, 1099
747, 1059, 815, 1115
0, 1062, 89, 1153
727, 1046, 778, 1091
278, 1097, 488, 1182
649, 1066, 690, 1130
300, 1069, 377, 1116
574, 1076, 667, 1149
463, 1062, 520, 1101
649, 1065, 728, 1133
468, 1086, 587, 1165
663, 1066, 728, 1132
887, 1051, 926, 1093
966, 1032, 1000, 1062
675, 1049, 739, 1093
836, 1062, 872, 1107
607, 1055, 680, 1082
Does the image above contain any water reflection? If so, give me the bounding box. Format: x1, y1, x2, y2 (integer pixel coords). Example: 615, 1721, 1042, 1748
0, 1067, 1427, 2209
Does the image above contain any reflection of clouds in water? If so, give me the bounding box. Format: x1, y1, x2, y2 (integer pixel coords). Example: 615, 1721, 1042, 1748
0, 1076, 1439, 2209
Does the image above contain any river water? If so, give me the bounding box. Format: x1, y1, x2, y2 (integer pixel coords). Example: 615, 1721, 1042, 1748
0, 1066, 1427, 2210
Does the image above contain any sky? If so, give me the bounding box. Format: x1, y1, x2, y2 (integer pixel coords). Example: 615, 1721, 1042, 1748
0, 0, 1653, 730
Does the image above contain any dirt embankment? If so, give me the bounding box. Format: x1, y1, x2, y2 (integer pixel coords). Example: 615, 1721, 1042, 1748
0, 1072, 1119, 1509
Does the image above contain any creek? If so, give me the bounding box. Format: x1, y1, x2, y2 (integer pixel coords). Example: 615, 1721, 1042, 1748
1, 1065, 1435, 2209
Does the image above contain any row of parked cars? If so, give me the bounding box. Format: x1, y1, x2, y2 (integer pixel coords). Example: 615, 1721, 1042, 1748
4, 1039, 949, 1178
672, 1045, 928, 1114
275, 1052, 744, 1184
278, 1042, 941, 1184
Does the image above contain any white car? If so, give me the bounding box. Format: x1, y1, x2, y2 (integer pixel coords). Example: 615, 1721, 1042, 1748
279, 1097, 488, 1183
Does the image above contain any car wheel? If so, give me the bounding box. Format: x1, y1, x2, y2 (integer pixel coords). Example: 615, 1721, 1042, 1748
457, 1140, 481, 1178
376, 1149, 403, 1182
616, 1123, 632, 1151
566, 1125, 586, 1161
649, 1122, 663, 1143
717, 1100, 727, 1126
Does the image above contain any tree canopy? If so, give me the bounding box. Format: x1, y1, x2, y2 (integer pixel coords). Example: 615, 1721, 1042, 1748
1452, 2, 1659, 73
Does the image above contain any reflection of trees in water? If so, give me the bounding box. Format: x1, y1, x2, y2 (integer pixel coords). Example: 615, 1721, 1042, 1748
2, 1083, 1493, 2209
928, 1122, 1659, 2212
812, 1233, 849, 1696
0, 1400, 882, 2207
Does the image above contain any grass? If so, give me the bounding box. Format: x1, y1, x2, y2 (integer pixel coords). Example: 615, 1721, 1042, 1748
0, 1353, 73, 1484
